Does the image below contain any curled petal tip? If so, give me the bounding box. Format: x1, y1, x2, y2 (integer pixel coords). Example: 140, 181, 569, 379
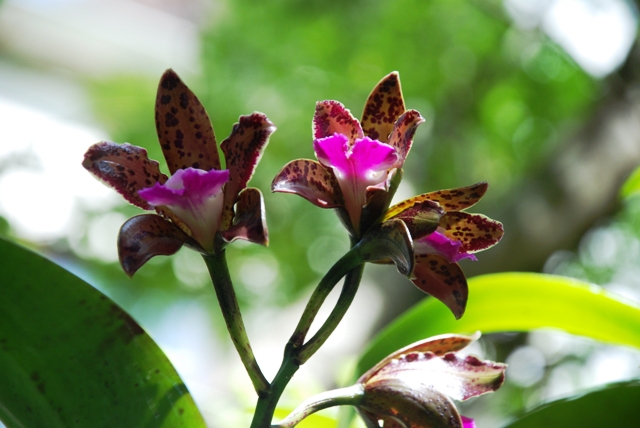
118, 214, 187, 276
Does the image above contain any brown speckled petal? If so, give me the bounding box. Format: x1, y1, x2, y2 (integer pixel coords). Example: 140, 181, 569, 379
220, 187, 268, 246
155, 69, 221, 174
387, 109, 425, 164
271, 159, 343, 209
82, 141, 167, 210
360, 333, 479, 384
387, 199, 444, 241
440, 212, 504, 253
361, 72, 406, 143
412, 254, 468, 319
117, 214, 188, 277
422, 182, 488, 212
313, 100, 364, 144
220, 113, 276, 228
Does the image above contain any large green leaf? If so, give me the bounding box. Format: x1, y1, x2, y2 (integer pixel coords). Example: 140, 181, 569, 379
358, 272, 640, 376
0, 238, 206, 428
620, 164, 640, 199
501, 380, 640, 427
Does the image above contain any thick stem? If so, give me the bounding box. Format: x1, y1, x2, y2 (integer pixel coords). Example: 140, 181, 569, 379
250, 343, 299, 428
250, 244, 366, 428
288, 246, 364, 348
298, 263, 364, 364
271, 384, 364, 427
202, 250, 269, 395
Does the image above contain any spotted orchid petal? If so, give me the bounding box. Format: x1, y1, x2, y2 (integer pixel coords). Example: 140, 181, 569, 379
439, 212, 504, 254
155, 69, 221, 174
313, 100, 364, 143
361, 71, 406, 144
363, 349, 506, 403
271, 159, 343, 208
314, 133, 398, 229
422, 182, 488, 212
82, 141, 168, 210
360, 333, 480, 383
138, 167, 229, 252
387, 109, 425, 165
220, 187, 269, 246
385, 182, 488, 220
386, 199, 444, 242
357, 334, 505, 428
412, 254, 469, 319
118, 214, 190, 277
220, 113, 276, 229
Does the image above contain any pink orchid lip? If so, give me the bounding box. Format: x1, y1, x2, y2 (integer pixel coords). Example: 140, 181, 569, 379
414, 230, 478, 263
138, 167, 230, 251
314, 133, 399, 230
461, 416, 476, 428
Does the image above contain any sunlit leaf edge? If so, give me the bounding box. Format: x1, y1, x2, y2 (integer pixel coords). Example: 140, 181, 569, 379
620, 164, 640, 199
500, 379, 640, 428
357, 272, 640, 376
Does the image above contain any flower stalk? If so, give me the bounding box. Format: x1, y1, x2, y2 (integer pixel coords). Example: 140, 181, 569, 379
250, 240, 366, 428
271, 384, 365, 428
202, 248, 269, 395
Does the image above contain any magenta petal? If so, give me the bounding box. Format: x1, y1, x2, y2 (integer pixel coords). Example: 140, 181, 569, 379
462, 416, 476, 428
314, 133, 398, 231
350, 136, 399, 180
138, 167, 230, 251
415, 231, 477, 263
314, 133, 351, 172
139, 168, 229, 209
315, 134, 398, 181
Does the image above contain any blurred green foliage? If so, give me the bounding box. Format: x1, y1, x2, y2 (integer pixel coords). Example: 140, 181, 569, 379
86, 0, 600, 309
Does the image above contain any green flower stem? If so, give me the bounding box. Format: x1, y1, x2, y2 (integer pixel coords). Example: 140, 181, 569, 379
298, 263, 364, 364
289, 243, 364, 349
250, 343, 300, 428
202, 250, 269, 395
250, 245, 366, 428
271, 384, 365, 427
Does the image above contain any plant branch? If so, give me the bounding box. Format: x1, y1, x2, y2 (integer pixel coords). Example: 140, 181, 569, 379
288, 242, 364, 349
271, 384, 364, 427
203, 250, 269, 395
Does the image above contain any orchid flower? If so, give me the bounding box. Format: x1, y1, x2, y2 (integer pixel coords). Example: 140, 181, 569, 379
271, 72, 502, 319
273, 333, 505, 428
83, 69, 275, 276
272, 72, 424, 237
383, 182, 504, 319
356, 333, 506, 428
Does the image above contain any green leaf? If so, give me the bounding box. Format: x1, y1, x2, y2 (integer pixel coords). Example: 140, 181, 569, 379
0, 238, 206, 428
274, 407, 338, 428
502, 380, 640, 427
357, 272, 640, 376
620, 164, 640, 199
